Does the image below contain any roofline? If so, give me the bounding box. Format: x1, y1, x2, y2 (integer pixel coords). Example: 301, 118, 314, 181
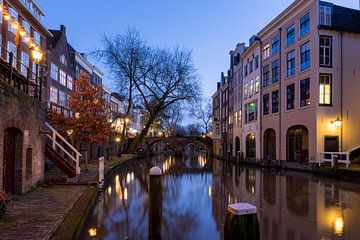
75, 52, 93, 73
240, 40, 260, 59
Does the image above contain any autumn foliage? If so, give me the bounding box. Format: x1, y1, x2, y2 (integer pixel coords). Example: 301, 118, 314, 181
49, 73, 112, 145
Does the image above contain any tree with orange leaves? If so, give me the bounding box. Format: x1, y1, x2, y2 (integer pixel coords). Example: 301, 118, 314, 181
49, 73, 113, 148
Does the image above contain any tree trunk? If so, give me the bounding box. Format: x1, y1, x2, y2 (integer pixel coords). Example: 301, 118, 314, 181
129, 113, 157, 153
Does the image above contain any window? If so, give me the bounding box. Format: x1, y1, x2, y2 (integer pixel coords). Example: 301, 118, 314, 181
8, 8, 18, 34
21, 52, 29, 76
22, 21, 30, 44
244, 83, 248, 99
255, 55, 259, 69
249, 80, 254, 96
319, 5, 332, 26
59, 90, 67, 106
272, 90, 279, 113
320, 36, 332, 67
67, 75, 73, 90
287, 50, 295, 77
319, 74, 331, 105
51, 63, 58, 80
59, 69, 66, 85
263, 43, 270, 59
300, 13, 310, 37
249, 60, 253, 73
287, 25, 295, 46
287, 84, 295, 110
255, 76, 260, 93
300, 41, 311, 71
7, 41, 17, 68
0, 0, 2, 24
272, 59, 279, 84
26, 148, 32, 178
245, 101, 257, 123
60, 55, 67, 66
50, 85, 58, 103
263, 65, 270, 88
300, 78, 310, 107
75, 65, 80, 79
263, 94, 270, 115
244, 64, 248, 77
34, 31, 41, 45
271, 36, 280, 55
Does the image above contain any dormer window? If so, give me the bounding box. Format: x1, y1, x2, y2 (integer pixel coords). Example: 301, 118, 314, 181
60, 55, 67, 66
319, 5, 332, 26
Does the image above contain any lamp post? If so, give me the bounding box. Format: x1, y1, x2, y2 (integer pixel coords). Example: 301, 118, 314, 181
32, 47, 43, 101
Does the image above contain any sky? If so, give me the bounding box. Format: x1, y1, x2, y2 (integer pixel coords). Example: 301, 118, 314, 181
37, 0, 358, 123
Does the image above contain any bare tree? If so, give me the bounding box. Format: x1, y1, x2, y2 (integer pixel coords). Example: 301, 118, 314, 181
189, 97, 212, 134
186, 123, 202, 136
160, 103, 182, 136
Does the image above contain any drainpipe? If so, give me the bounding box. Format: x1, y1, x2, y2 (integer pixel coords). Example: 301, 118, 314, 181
278, 28, 282, 164
340, 32, 343, 151
257, 37, 263, 163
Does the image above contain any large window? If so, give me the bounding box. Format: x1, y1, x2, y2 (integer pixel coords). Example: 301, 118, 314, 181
244, 83, 248, 99
50, 86, 58, 103
255, 76, 260, 93
263, 94, 270, 116
245, 101, 257, 123
21, 52, 29, 76
51, 63, 58, 80
300, 13, 310, 37
271, 36, 280, 55
287, 24, 295, 46
67, 75, 73, 90
300, 41, 311, 71
287, 50, 295, 77
263, 65, 270, 88
300, 78, 310, 107
272, 59, 279, 84
34, 31, 41, 45
319, 74, 332, 105
59, 69, 66, 86
8, 8, 18, 34
272, 90, 279, 113
287, 84, 295, 110
59, 90, 67, 107
22, 21, 30, 44
7, 41, 17, 68
263, 43, 270, 59
319, 5, 332, 26
320, 36, 332, 67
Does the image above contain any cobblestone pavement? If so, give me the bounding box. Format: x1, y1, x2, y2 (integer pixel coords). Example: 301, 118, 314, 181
0, 154, 136, 240
0, 185, 86, 240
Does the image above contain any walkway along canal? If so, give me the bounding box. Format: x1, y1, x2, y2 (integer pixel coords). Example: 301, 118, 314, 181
83, 151, 360, 239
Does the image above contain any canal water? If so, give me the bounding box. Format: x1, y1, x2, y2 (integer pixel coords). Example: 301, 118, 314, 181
84, 151, 360, 239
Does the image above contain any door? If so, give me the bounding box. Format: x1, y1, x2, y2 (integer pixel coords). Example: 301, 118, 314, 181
324, 136, 339, 152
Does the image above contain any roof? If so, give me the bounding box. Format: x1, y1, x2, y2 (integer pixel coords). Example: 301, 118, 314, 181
319, 3, 360, 34
48, 30, 63, 47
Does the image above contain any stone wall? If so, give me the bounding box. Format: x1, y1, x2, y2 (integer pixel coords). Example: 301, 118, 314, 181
0, 81, 46, 194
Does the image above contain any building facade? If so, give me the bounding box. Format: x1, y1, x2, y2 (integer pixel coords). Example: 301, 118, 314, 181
212, 0, 360, 168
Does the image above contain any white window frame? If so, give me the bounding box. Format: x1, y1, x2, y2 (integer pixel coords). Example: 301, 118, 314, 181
319, 36, 332, 67
319, 5, 332, 26
51, 63, 59, 81
8, 8, 18, 34
67, 75, 73, 90
21, 51, 29, 76
319, 74, 332, 105
22, 21, 31, 44
50, 85, 58, 103
34, 31, 41, 45
59, 69, 66, 86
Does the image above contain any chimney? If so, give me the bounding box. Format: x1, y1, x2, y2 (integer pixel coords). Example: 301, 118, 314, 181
217, 82, 221, 90
60, 24, 66, 35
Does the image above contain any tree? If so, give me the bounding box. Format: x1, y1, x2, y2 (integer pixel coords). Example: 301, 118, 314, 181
185, 123, 202, 136
189, 97, 212, 134
49, 73, 112, 148
96, 28, 201, 153
159, 103, 182, 136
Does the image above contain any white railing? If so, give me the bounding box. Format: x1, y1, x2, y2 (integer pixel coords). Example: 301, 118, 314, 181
45, 122, 81, 175
318, 152, 351, 168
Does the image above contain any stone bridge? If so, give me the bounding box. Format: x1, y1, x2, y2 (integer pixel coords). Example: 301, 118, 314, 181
142, 136, 213, 155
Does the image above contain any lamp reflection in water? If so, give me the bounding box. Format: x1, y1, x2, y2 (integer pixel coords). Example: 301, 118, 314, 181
334, 216, 344, 235
208, 186, 212, 197
198, 154, 206, 168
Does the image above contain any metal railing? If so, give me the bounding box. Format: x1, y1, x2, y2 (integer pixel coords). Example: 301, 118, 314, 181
318, 151, 351, 168
0, 46, 42, 100
45, 122, 81, 175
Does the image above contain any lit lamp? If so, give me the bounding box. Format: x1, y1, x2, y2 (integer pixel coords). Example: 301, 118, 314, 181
125, 117, 130, 124
115, 137, 121, 143
331, 117, 342, 127
32, 47, 43, 100
66, 129, 73, 136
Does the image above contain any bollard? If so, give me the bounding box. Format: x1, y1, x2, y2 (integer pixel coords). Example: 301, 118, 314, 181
149, 166, 162, 240
333, 154, 339, 173
224, 203, 259, 240
98, 157, 105, 191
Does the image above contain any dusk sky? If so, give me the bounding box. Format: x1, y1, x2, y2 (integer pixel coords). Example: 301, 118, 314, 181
38, 0, 358, 98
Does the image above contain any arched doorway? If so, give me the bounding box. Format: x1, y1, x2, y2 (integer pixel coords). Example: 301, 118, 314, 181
286, 125, 309, 163
264, 129, 276, 161
235, 137, 240, 156
3, 127, 23, 194
246, 133, 256, 160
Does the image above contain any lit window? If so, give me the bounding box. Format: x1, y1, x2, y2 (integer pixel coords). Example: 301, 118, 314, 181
245, 101, 257, 123
300, 13, 310, 37
22, 21, 30, 44
255, 76, 260, 93
249, 80, 254, 96
319, 5, 332, 26
263, 43, 270, 59
59, 70, 66, 86
51, 63, 58, 80
8, 8, 18, 34
300, 41, 311, 71
319, 74, 331, 105
300, 78, 310, 107
60, 55, 67, 66
34, 31, 41, 45
67, 75, 73, 90
319, 36, 332, 67
50, 85, 58, 103
21, 52, 29, 76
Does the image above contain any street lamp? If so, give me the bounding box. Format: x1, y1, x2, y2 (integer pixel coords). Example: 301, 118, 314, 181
331, 117, 342, 127
32, 47, 43, 100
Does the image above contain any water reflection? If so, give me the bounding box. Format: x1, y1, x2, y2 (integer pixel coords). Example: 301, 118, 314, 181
84, 152, 360, 240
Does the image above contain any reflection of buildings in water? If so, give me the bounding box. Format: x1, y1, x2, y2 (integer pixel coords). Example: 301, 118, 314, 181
211, 164, 360, 240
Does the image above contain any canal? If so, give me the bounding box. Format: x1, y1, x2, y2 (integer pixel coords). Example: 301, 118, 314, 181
84, 151, 360, 239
